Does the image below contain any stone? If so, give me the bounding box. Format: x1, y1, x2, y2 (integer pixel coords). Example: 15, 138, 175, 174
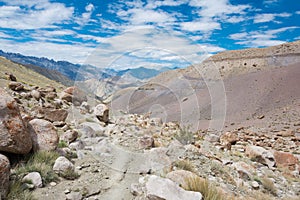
220, 131, 238, 146
5, 72, 17, 81
251, 181, 260, 190
273, 151, 299, 170
0, 154, 10, 199
245, 145, 275, 168
63, 87, 87, 106
204, 134, 220, 143
65, 191, 82, 200
0, 88, 32, 154
8, 82, 24, 91
139, 136, 154, 149
78, 124, 97, 138
94, 104, 109, 123
145, 175, 202, 200
53, 156, 74, 173
61, 92, 73, 103
22, 172, 43, 188
69, 140, 85, 150
31, 90, 41, 100
166, 170, 201, 189
276, 130, 295, 137
44, 109, 68, 122
45, 92, 57, 100
60, 130, 78, 143
28, 119, 59, 151
231, 161, 255, 181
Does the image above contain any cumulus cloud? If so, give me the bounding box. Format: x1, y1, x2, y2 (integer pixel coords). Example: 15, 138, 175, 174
229, 26, 299, 47
0, 1, 74, 29
253, 13, 291, 23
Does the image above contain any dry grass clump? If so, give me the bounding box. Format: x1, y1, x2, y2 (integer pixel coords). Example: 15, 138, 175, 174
175, 127, 194, 145
184, 176, 225, 200
173, 159, 195, 172
59, 168, 80, 180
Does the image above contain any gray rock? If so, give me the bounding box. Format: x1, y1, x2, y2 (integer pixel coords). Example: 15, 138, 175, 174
22, 172, 43, 188
245, 145, 275, 168
60, 130, 78, 143
31, 90, 41, 100
28, 119, 58, 152
94, 104, 109, 123
0, 154, 10, 199
0, 88, 32, 154
53, 156, 74, 173
66, 191, 83, 200
145, 175, 202, 200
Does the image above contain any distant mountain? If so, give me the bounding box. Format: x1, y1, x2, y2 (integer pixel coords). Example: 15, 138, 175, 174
117, 66, 176, 80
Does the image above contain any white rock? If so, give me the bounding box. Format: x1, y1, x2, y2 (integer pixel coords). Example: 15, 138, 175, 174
22, 172, 43, 188
94, 104, 109, 123
145, 175, 202, 200
53, 156, 74, 173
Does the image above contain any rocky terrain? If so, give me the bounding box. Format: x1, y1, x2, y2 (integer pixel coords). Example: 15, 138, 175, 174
0, 42, 299, 200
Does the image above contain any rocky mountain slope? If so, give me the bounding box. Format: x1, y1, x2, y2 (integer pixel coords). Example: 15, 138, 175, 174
111, 41, 300, 131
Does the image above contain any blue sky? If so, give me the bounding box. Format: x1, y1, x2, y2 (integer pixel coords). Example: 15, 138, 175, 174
0, 0, 299, 70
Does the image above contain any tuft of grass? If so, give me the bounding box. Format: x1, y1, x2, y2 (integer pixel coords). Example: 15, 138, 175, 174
175, 127, 194, 145
57, 140, 68, 148
173, 160, 195, 172
59, 168, 80, 180
261, 177, 277, 196
7, 180, 37, 200
184, 176, 225, 200
15, 151, 60, 184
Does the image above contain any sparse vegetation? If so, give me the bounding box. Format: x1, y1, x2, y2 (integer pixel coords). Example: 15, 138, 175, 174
184, 176, 225, 200
173, 159, 195, 172
175, 127, 194, 145
59, 168, 80, 180
57, 140, 68, 148
7, 179, 37, 200
15, 151, 60, 184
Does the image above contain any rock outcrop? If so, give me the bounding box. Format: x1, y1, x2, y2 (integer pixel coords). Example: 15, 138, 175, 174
0, 88, 32, 154
0, 154, 10, 199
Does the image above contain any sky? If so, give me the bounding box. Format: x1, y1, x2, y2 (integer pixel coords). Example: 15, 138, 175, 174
0, 0, 299, 70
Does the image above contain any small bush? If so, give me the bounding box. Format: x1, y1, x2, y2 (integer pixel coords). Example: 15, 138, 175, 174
175, 127, 194, 145
60, 169, 80, 180
184, 176, 225, 200
15, 151, 60, 184
7, 180, 36, 200
57, 140, 68, 148
173, 160, 195, 172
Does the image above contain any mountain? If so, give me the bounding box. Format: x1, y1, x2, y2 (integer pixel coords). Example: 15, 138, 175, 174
0, 56, 65, 89
111, 40, 300, 131
117, 67, 175, 80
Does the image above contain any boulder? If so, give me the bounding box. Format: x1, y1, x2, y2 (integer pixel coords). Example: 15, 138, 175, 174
44, 109, 68, 122
22, 172, 43, 188
28, 119, 59, 151
0, 88, 32, 154
60, 130, 78, 143
220, 131, 238, 146
145, 175, 202, 200
0, 154, 10, 199
166, 170, 201, 189
31, 90, 41, 100
245, 145, 275, 168
53, 156, 74, 173
273, 151, 299, 170
94, 104, 109, 123
139, 136, 154, 149
62, 87, 87, 105
8, 82, 24, 91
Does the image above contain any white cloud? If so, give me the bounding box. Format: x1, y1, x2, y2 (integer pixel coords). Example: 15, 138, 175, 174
263, 0, 280, 5
181, 19, 221, 32
253, 13, 291, 23
0, 39, 94, 64
0, 2, 74, 29
146, 0, 188, 9
229, 26, 299, 47
296, 11, 300, 15
76, 3, 95, 26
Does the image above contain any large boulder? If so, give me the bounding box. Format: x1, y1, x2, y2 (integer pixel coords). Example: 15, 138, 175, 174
0, 154, 10, 199
166, 170, 202, 189
61, 87, 87, 106
273, 151, 299, 170
245, 145, 275, 168
44, 109, 68, 122
22, 172, 43, 188
28, 119, 59, 151
0, 88, 32, 154
94, 104, 109, 123
145, 175, 202, 200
